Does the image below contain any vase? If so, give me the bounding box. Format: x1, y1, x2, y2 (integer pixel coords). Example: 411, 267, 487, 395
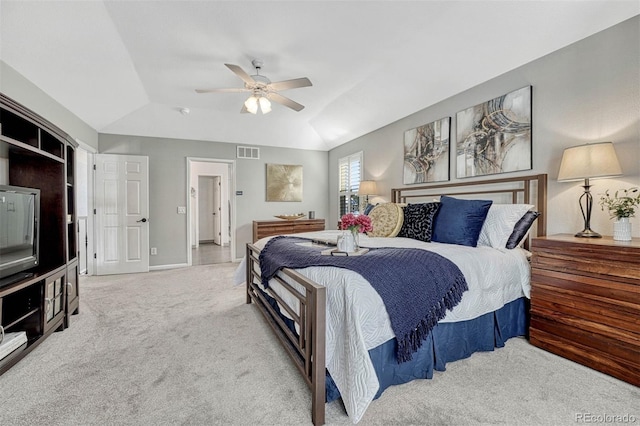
337, 229, 358, 253
351, 228, 360, 251
613, 217, 632, 241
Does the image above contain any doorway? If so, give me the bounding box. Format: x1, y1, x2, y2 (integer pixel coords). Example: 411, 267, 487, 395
187, 158, 235, 265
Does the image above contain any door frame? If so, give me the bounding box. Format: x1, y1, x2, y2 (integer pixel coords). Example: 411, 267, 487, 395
186, 157, 236, 264
75, 139, 96, 276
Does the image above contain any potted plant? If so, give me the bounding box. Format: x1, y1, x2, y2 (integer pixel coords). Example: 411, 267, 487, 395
599, 187, 640, 241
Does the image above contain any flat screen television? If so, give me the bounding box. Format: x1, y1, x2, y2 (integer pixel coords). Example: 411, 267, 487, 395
0, 185, 40, 284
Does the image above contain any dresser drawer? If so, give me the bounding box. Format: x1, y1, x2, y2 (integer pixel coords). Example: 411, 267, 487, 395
530, 234, 640, 387
531, 236, 640, 282
253, 219, 325, 242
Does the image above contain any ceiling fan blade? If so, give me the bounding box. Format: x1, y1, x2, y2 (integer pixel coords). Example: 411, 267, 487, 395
268, 92, 305, 112
268, 77, 312, 92
225, 63, 255, 85
195, 88, 249, 94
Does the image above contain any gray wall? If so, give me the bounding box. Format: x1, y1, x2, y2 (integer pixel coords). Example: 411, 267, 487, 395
329, 16, 640, 238
99, 134, 329, 264
3, 16, 638, 268
0, 61, 99, 149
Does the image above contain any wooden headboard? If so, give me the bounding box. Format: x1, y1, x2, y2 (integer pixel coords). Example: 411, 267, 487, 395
391, 174, 548, 240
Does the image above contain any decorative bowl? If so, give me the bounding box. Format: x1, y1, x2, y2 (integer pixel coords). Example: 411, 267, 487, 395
274, 214, 306, 221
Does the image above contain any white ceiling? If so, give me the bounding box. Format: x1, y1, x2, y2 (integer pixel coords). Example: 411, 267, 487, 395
1, 1, 638, 151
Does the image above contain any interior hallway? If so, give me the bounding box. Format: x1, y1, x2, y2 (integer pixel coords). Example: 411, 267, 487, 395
192, 242, 231, 265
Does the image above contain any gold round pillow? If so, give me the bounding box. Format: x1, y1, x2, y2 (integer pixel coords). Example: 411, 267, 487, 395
367, 203, 404, 237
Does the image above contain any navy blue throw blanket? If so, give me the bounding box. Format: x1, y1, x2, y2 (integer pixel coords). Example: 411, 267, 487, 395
259, 236, 468, 363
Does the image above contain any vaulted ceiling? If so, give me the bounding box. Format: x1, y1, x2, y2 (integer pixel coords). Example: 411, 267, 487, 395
1, 1, 638, 151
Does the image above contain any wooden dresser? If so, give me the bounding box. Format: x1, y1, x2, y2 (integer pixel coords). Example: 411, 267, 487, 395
253, 219, 325, 242
530, 234, 640, 386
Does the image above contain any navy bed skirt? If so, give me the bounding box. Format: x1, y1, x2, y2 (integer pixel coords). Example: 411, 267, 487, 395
258, 287, 528, 403
326, 297, 528, 401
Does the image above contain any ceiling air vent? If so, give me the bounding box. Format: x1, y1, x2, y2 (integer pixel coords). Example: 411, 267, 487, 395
237, 146, 260, 159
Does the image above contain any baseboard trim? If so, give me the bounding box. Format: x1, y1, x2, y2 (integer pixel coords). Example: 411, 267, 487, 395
149, 263, 189, 271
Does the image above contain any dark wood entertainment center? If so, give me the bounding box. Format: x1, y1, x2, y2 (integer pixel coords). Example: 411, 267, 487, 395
0, 93, 79, 374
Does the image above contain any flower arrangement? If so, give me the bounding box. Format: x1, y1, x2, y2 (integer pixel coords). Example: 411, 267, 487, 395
340, 213, 373, 233
599, 187, 640, 219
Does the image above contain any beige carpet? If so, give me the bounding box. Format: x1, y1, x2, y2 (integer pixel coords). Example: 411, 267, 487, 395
0, 262, 637, 425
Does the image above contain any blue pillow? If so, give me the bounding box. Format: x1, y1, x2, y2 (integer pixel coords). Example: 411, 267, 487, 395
363, 203, 377, 215
432, 196, 493, 247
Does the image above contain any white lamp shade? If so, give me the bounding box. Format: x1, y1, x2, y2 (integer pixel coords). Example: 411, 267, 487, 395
358, 180, 378, 195
557, 141, 622, 182
244, 96, 258, 114
259, 97, 272, 114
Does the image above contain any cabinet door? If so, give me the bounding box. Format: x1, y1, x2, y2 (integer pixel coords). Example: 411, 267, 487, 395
44, 270, 66, 333
65, 260, 79, 327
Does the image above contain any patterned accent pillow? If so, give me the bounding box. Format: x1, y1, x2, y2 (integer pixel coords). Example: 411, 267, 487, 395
397, 202, 441, 242
477, 204, 534, 249
367, 203, 404, 237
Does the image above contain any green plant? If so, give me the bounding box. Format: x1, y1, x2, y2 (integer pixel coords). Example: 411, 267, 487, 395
599, 187, 640, 219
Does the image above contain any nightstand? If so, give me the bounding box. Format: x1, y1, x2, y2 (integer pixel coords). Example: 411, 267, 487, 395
530, 234, 640, 386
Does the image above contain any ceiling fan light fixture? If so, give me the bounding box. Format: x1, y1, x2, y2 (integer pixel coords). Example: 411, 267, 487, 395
244, 96, 259, 114
196, 60, 311, 114
259, 96, 272, 114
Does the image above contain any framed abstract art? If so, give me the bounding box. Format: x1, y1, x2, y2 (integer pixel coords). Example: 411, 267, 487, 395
403, 117, 451, 184
456, 86, 532, 178
266, 163, 303, 201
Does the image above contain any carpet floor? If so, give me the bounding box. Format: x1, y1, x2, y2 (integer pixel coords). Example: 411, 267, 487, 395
0, 262, 637, 425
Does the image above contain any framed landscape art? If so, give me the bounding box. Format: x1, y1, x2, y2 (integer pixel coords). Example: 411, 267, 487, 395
403, 117, 450, 184
456, 86, 532, 178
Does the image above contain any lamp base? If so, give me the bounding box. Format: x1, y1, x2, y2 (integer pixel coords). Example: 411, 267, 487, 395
575, 229, 602, 238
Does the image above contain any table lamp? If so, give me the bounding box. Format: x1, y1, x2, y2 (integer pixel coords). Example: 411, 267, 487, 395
358, 180, 378, 205
557, 141, 622, 238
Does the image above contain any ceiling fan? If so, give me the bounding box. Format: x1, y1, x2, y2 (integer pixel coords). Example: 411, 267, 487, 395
195, 59, 312, 114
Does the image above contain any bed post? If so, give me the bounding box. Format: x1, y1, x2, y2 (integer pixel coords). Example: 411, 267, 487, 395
536, 174, 548, 236
311, 287, 326, 426
246, 244, 252, 304
246, 243, 327, 425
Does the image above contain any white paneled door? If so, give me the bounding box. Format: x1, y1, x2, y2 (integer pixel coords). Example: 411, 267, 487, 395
213, 176, 222, 246
95, 154, 149, 275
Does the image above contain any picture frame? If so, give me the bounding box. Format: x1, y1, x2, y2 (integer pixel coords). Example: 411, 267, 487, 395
266, 163, 303, 202
403, 117, 451, 184
456, 86, 532, 178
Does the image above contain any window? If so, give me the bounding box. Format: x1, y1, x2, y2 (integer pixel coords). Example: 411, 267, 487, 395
338, 151, 363, 216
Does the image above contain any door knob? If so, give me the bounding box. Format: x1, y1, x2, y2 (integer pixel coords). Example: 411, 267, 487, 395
137, 218, 148, 223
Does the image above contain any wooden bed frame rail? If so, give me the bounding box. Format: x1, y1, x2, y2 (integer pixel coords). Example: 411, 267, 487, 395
246, 243, 326, 425
246, 173, 547, 425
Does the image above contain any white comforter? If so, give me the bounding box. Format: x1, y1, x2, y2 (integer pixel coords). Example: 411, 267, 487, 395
234, 230, 531, 423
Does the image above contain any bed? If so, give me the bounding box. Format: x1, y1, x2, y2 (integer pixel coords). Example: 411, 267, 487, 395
241, 174, 547, 425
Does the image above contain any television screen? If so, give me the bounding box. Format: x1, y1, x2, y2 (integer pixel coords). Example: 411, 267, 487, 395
0, 185, 40, 281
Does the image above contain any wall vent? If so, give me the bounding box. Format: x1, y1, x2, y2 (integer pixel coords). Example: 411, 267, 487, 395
237, 146, 260, 159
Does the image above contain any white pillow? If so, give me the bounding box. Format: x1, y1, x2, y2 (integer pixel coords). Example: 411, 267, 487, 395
477, 204, 534, 249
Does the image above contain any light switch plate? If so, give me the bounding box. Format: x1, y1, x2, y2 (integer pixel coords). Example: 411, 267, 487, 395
177, 206, 186, 214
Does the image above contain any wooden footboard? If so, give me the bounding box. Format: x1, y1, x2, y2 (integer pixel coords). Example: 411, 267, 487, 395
246, 243, 326, 425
